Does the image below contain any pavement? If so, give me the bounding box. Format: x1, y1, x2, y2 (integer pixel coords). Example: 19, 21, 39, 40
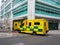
0, 30, 60, 38
48, 30, 60, 34
0, 31, 31, 38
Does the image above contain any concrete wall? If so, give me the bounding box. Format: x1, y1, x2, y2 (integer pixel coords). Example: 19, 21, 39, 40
58, 22, 60, 30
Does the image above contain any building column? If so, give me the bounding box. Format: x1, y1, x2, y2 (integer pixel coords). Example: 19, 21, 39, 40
58, 22, 60, 30
4, 0, 6, 31
10, 0, 13, 32
28, 0, 35, 20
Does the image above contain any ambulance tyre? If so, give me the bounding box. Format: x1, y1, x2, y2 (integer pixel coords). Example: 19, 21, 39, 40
18, 30, 21, 33
15, 29, 21, 33
32, 31, 36, 35
46, 31, 48, 33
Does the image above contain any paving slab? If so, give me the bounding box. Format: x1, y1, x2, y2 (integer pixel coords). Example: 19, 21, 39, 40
0, 30, 60, 38
48, 30, 60, 34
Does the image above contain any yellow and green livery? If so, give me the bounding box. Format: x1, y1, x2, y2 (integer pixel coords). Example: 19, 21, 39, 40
13, 19, 49, 35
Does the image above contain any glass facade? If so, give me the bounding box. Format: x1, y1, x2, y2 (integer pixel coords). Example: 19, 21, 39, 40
0, 0, 60, 19
5, 11, 11, 18
35, 0, 60, 18
0, 0, 28, 19
13, 2, 27, 17
0, 0, 28, 31
5, 0, 10, 5
12, 0, 25, 7
1, 4, 4, 10
41, 0, 60, 7
5, 3, 11, 12
0, 0, 60, 30
1, 9, 4, 15
49, 23, 58, 30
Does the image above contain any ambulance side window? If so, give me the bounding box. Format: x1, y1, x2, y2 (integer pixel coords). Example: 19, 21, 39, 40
29, 22, 31, 26
34, 22, 40, 25
22, 23, 24, 26
15, 24, 17, 26
20, 23, 24, 27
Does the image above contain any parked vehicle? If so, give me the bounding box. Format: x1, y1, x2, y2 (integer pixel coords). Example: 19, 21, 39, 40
13, 19, 49, 35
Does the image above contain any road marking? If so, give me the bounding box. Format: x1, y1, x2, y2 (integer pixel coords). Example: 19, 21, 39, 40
13, 43, 25, 45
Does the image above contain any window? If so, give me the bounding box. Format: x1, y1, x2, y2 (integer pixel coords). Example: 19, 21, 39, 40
29, 22, 31, 26
21, 23, 24, 26
20, 23, 24, 27
15, 24, 17, 26
34, 22, 40, 25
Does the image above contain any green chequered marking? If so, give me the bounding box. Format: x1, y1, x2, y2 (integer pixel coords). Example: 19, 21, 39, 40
38, 29, 42, 32
26, 26, 30, 28
21, 26, 43, 32
22, 28, 26, 31
34, 26, 38, 29
30, 28, 34, 31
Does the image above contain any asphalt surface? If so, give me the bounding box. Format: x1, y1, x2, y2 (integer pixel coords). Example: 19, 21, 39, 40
0, 33, 60, 45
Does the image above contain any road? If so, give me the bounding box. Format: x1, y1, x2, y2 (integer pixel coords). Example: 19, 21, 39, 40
0, 33, 60, 45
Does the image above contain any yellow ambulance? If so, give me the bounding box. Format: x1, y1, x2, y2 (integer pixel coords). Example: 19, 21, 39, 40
18, 19, 49, 35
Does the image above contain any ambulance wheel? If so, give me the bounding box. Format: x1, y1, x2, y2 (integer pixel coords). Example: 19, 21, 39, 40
32, 31, 36, 35
15, 29, 21, 33
17, 30, 21, 33
46, 31, 48, 33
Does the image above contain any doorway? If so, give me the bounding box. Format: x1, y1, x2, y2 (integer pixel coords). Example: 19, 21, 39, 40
49, 23, 58, 30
